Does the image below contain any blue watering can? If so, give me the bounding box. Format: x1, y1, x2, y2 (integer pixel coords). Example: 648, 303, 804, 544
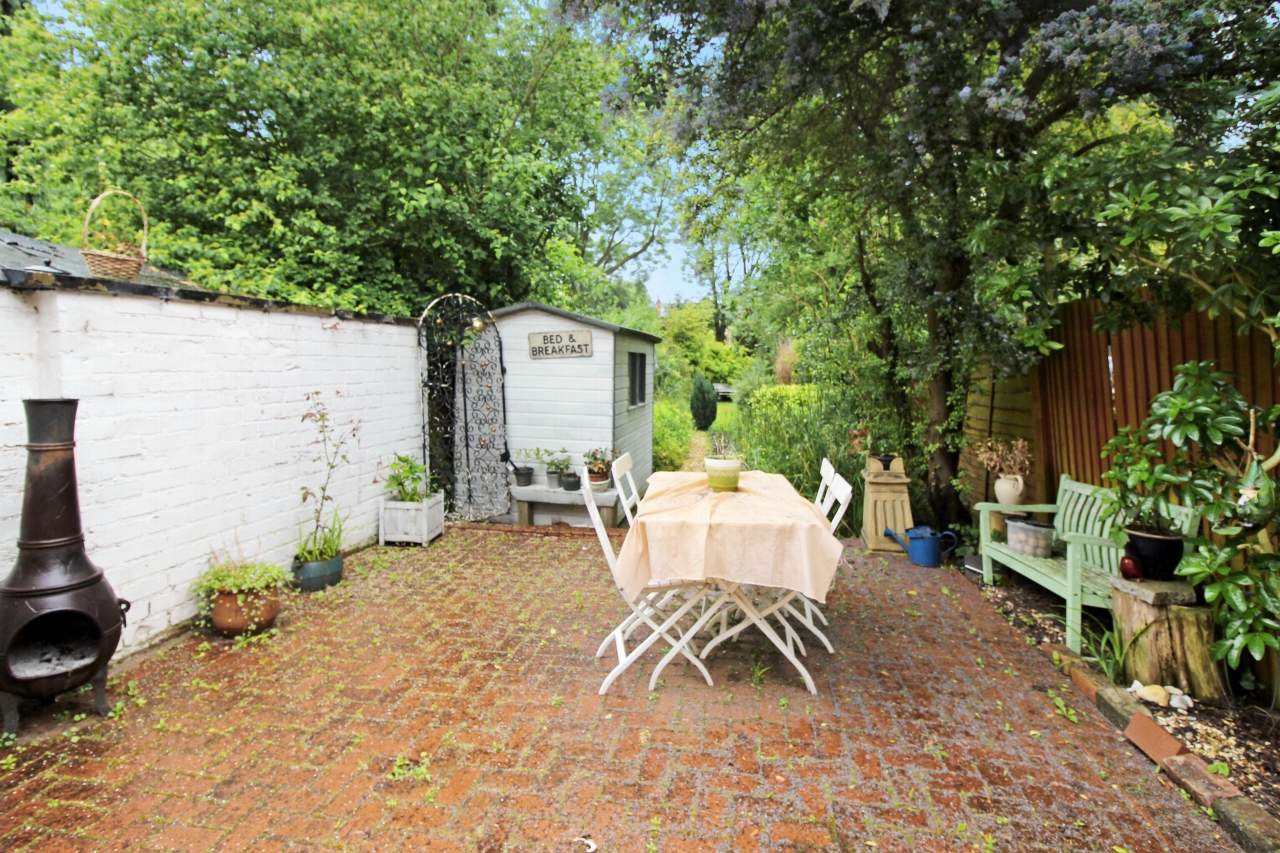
884, 526, 957, 567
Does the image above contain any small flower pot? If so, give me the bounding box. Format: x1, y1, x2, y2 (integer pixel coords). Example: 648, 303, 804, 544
293, 555, 343, 593
588, 472, 610, 492
547, 471, 562, 489
513, 466, 534, 487
210, 589, 281, 636
705, 457, 742, 492
1124, 529, 1185, 582
562, 471, 581, 491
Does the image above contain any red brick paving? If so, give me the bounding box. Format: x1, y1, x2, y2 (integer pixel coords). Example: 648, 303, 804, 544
0, 528, 1240, 851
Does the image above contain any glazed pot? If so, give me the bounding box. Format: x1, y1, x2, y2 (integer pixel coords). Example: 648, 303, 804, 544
562, 472, 581, 491
994, 475, 1025, 506
293, 555, 343, 593
705, 457, 742, 492
210, 590, 281, 636
589, 472, 610, 492
1124, 529, 1185, 582
547, 471, 562, 489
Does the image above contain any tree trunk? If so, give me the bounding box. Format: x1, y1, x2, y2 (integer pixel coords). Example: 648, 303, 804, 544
924, 255, 970, 527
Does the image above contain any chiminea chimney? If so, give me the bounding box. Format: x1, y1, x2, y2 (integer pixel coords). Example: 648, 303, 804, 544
0, 400, 129, 734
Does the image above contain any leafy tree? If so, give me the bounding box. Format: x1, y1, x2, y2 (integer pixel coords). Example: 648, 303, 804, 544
690, 371, 718, 430
613, 0, 1273, 524
0, 0, 645, 315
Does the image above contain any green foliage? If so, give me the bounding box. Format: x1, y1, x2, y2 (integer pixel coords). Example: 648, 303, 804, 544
192, 559, 290, 629
1111, 360, 1280, 670
622, 0, 1274, 525
1076, 617, 1154, 686
298, 511, 344, 563
0, 0, 640, 314
386, 454, 432, 503
299, 392, 356, 561
657, 301, 751, 395
584, 447, 616, 475
690, 372, 717, 430
653, 397, 694, 471
516, 447, 572, 473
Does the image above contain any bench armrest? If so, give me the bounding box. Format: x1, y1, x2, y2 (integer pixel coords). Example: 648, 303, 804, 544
1061, 532, 1119, 549
974, 502, 1059, 513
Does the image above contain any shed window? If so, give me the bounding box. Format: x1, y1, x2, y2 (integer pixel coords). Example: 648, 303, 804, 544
628, 352, 647, 406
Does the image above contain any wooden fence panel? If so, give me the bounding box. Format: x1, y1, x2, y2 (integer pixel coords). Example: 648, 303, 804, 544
1042, 301, 1114, 487
1044, 301, 1278, 493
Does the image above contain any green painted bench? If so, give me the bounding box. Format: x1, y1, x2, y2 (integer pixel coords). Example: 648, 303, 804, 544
977, 474, 1198, 654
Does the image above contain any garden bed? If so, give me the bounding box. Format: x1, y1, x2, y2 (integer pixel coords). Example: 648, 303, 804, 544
963, 562, 1280, 819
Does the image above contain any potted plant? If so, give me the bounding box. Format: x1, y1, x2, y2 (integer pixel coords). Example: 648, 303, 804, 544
510, 458, 534, 487
379, 454, 445, 545
296, 392, 358, 592
543, 448, 571, 489
974, 438, 1032, 506
585, 448, 616, 492
1134, 361, 1280, 693
705, 433, 742, 492
194, 558, 290, 637
1098, 427, 1190, 580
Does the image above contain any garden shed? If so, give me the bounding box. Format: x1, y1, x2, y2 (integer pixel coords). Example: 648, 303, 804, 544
491, 302, 660, 527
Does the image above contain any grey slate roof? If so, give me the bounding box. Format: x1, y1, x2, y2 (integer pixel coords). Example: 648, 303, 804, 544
490, 301, 662, 344
0, 229, 189, 287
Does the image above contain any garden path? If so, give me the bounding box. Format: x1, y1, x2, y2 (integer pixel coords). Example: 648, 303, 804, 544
680, 431, 709, 472
0, 529, 1238, 852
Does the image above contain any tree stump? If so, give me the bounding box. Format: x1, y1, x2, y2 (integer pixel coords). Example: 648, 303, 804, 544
1111, 577, 1227, 706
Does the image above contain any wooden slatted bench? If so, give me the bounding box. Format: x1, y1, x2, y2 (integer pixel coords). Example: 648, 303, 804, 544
977, 474, 1198, 653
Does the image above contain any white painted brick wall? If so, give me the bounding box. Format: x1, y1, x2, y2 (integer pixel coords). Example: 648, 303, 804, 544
0, 286, 422, 652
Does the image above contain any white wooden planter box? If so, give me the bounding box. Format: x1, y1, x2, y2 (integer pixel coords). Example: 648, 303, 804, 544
379, 491, 445, 545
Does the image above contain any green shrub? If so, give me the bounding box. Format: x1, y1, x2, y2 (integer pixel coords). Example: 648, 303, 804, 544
691, 372, 718, 430
192, 559, 291, 630
653, 398, 695, 471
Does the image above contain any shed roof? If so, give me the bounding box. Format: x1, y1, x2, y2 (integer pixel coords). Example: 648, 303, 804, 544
0, 229, 190, 288
490, 301, 662, 344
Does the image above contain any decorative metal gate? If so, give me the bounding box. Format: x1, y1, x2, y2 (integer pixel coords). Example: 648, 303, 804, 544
418, 294, 510, 520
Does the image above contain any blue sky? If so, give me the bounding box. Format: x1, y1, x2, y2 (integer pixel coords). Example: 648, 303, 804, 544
644, 241, 695, 304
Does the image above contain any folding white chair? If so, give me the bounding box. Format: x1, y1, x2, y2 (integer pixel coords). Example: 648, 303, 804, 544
612, 452, 641, 526
583, 467, 730, 694
754, 462, 855, 653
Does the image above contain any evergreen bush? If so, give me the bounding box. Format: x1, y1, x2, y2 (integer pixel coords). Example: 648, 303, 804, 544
690, 372, 718, 430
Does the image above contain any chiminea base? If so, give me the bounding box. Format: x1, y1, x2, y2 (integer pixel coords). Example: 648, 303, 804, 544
0, 666, 113, 736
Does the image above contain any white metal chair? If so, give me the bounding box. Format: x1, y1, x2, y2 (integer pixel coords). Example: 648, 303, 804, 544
583, 467, 729, 694
612, 452, 641, 526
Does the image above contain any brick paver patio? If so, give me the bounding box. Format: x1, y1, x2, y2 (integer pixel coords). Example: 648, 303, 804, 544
0, 527, 1238, 851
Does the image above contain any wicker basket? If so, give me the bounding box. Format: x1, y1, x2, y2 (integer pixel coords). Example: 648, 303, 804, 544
80, 190, 148, 281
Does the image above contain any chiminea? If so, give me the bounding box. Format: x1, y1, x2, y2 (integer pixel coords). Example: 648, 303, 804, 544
0, 400, 129, 735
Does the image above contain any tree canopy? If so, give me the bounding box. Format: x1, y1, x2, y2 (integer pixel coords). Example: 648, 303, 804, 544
0, 0, 671, 315
614, 0, 1280, 522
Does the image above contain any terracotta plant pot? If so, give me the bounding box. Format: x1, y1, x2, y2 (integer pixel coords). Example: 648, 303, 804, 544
994, 474, 1025, 506
210, 589, 281, 636
588, 472, 610, 492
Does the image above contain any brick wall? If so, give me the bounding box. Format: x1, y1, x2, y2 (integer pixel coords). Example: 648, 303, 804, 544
0, 285, 422, 651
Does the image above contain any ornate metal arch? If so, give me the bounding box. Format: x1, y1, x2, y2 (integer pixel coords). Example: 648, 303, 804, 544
418, 294, 510, 520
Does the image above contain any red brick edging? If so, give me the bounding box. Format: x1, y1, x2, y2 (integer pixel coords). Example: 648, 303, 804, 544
1041, 643, 1280, 852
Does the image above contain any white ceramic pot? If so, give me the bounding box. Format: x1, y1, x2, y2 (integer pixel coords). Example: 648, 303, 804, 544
705, 457, 742, 492
589, 475, 610, 493
994, 475, 1025, 506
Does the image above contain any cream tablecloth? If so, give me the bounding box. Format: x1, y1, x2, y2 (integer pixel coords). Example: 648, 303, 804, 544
614, 471, 844, 604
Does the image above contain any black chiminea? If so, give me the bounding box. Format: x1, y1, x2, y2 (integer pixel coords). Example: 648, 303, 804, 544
0, 400, 129, 734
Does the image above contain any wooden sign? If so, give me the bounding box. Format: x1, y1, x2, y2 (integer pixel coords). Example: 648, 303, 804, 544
529, 330, 592, 359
